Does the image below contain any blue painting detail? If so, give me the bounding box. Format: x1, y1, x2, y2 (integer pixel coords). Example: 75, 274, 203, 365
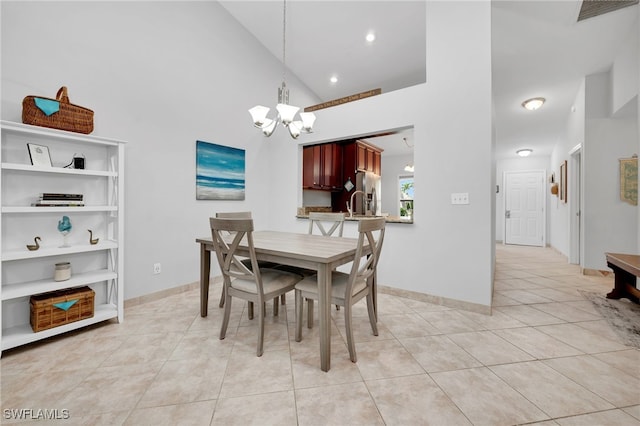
196, 140, 245, 200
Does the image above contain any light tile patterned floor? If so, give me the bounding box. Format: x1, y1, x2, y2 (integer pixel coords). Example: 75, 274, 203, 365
2, 244, 639, 425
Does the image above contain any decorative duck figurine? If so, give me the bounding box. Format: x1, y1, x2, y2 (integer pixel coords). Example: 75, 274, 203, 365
88, 229, 99, 245
26, 236, 41, 251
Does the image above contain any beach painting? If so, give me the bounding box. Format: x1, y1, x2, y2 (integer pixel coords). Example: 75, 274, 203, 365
196, 140, 245, 200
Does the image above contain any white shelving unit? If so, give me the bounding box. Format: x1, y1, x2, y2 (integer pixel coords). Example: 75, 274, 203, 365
1, 121, 125, 353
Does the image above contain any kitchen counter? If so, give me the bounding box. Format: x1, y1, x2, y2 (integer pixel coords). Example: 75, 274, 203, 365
296, 213, 413, 224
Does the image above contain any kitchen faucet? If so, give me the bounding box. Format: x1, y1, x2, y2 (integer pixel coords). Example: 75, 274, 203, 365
348, 190, 366, 218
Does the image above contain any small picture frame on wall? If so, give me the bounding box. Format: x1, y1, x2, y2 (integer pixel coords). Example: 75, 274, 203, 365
560, 160, 567, 202
27, 143, 52, 167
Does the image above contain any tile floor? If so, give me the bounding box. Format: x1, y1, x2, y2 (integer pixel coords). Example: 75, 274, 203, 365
2, 244, 639, 425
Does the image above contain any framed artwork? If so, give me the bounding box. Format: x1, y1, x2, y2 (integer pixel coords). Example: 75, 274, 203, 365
560, 160, 567, 202
27, 143, 52, 167
196, 140, 245, 200
619, 157, 638, 206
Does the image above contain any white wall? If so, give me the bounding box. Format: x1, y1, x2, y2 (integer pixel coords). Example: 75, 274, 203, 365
267, 1, 494, 308
611, 24, 639, 114
1, 1, 320, 299
2, 1, 495, 309
583, 74, 638, 270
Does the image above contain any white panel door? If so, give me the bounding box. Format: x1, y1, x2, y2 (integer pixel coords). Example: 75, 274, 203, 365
504, 171, 545, 246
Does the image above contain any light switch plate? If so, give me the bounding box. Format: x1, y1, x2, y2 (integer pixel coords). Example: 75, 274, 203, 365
451, 193, 469, 205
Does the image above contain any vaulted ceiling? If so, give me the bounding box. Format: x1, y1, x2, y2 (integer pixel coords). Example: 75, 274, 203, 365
221, 1, 638, 158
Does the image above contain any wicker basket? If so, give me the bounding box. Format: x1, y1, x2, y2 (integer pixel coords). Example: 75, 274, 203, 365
22, 86, 94, 134
30, 286, 95, 332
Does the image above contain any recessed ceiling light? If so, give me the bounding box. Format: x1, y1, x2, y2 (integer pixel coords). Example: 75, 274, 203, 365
330, 76, 338, 84
516, 148, 533, 157
522, 97, 545, 111
366, 32, 375, 42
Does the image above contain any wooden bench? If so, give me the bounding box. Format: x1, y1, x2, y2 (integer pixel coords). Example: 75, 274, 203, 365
605, 252, 640, 303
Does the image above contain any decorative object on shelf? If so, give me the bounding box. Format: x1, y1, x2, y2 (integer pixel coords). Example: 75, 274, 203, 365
64, 153, 86, 169
22, 86, 94, 134
196, 140, 245, 200
88, 229, 99, 245
30, 286, 95, 332
26, 236, 41, 251
26, 143, 52, 167
619, 155, 638, 206
54, 262, 72, 282
248, 0, 316, 139
33, 192, 84, 207
57, 215, 72, 247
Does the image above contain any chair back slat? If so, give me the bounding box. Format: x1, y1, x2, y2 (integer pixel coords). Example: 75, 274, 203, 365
346, 217, 385, 298
308, 212, 345, 237
210, 217, 262, 284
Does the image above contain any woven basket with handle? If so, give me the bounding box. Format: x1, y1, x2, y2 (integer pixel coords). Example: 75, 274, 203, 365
22, 86, 94, 134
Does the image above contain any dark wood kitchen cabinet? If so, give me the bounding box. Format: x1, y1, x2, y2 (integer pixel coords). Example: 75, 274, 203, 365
302, 143, 342, 191
345, 140, 383, 176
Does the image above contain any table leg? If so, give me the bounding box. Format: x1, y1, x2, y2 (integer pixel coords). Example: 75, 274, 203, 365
318, 264, 331, 372
200, 243, 210, 317
607, 262, 640, 302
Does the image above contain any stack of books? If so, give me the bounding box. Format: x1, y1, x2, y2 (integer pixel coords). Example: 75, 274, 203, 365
32, 193, 85, 207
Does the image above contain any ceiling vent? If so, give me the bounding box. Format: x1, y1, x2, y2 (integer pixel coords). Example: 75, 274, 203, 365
578, 0, 638, 21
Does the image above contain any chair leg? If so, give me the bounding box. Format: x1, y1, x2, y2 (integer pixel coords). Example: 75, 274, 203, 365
220, 293, 232, 340
257, 301, 265, 357
295, 290, 303, 342
344, 303, 357, 362
273, 297, 279, 316
281, 293, 286, 305
248, 301, 254, 320
366, 292, 378, 336
218, 285, 225, 308
306, 298, 314, 329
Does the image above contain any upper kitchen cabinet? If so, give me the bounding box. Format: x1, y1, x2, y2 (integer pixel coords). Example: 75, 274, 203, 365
302, 143, 342, 191
346, 140, 383, 176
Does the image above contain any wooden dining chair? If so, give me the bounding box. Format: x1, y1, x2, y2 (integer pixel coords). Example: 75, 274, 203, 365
278, 211, 346, 309
215, 211, 285, 317
308, 212, 345, 237
294, 217, 385, 362
210, 217, 302, 357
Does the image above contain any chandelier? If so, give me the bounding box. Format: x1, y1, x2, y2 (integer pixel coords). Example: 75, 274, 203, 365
248, 0, 316, 139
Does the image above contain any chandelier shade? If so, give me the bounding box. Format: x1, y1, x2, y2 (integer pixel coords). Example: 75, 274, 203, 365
248, 0, 316, 139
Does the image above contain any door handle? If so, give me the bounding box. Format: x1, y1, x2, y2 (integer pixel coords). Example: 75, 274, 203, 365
505, 210, 511, 219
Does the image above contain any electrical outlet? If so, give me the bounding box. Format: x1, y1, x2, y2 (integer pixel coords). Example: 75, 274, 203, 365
451, 192, 470, 205
153, 263, 161, 274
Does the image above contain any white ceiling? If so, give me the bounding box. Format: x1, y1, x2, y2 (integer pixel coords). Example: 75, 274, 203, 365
220, 1, 638, 159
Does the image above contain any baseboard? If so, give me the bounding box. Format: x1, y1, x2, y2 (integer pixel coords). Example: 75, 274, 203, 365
124, 278, 491, 316
378, 284, 492, 315
124, 276, 222, 309
581, 268, 612, 277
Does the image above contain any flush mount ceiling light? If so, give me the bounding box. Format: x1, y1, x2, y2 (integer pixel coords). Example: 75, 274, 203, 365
516, 148, 533, 157
521, 97, 545, 111
366, 32, 375, 42
248, 0, 316, 139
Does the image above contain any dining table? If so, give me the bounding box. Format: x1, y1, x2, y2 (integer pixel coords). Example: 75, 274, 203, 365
196, 230, 372, 372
